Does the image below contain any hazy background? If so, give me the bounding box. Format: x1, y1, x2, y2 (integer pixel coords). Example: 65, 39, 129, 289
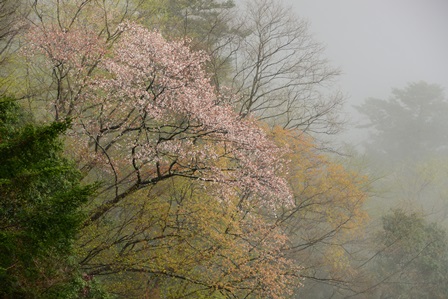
287, 0, 448, 144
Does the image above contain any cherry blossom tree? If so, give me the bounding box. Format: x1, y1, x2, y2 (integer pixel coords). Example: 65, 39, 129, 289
25, 20, 297, 297
26, 21, 289, 203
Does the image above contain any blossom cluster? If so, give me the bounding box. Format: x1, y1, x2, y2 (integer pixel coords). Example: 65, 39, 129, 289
26, 21, 292, 207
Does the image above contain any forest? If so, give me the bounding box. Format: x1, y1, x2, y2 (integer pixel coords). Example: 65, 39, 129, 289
1, 0, 448, 298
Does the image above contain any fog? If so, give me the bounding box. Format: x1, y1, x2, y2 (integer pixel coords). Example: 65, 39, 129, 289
288, 0, 448, 144
284, 0, 448, 207
275, 4, 448, 297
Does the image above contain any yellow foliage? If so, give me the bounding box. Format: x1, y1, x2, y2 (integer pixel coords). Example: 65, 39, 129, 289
77, 175, 298, 298
271, 126, 369, 282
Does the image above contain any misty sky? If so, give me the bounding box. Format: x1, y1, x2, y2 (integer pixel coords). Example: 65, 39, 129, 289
287, 0, 448, 139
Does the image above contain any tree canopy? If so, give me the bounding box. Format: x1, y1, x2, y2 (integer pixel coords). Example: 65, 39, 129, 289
369, 209, 448, 299
356, 81, 448, 165
0, 98, 103, 298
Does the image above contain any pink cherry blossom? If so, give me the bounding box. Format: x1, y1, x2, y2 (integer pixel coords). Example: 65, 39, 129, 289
26, 21, 292, 210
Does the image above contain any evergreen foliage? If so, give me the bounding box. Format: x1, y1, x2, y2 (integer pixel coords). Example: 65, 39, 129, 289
0, 98, 105, 298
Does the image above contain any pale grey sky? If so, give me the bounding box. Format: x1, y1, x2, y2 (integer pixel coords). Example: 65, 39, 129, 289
285, 0, 448, 141
289, 0, 448, 99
